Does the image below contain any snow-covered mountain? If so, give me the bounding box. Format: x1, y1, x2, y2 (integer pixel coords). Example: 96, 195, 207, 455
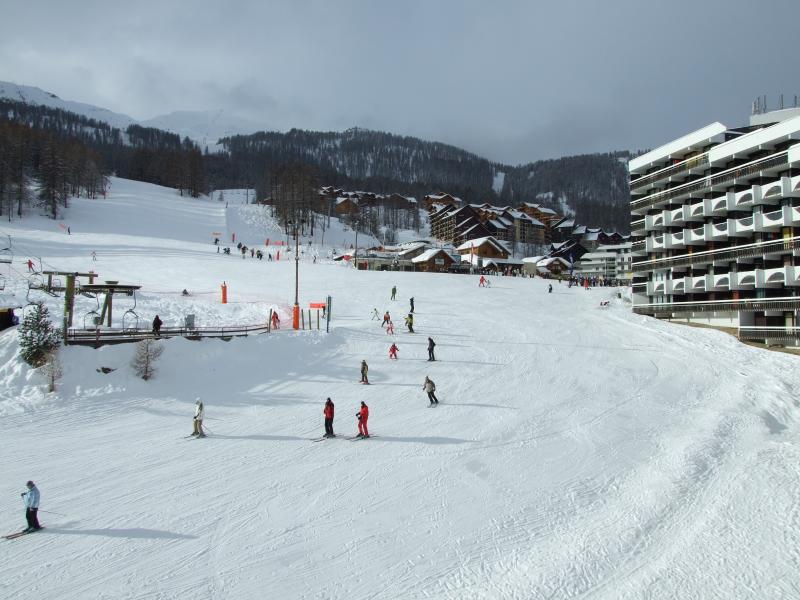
0, 81, 136, 131
0, 81, 265, 145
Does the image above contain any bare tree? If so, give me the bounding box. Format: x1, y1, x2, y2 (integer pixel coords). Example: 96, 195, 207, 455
132, 338, 164, 381
42, 349, 63, 393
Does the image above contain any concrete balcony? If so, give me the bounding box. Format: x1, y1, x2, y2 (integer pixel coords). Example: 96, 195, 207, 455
665, 230, 685, 250
646, 280, 666, 296
683, 201, 705, 223
684, 226, 706, 245
670, 207, 686, 226
734, 189, 754, 209
705, 273, 731, 291
731, 216, 755, 235
704, 194, 729, 217
757, 266, 800, 288
630, 218, 646, 235
645, 235, 666, 252
671, 277, 686, 294
689, 275, 706, 292
704, 222, 729, 242
731, 270, 756, 289
754, 208, 786, 232
645, 213, 666, 231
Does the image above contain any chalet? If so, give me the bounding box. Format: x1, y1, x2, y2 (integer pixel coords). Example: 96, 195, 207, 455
521, 203, 561, 242
535, 257, 571, 276
423, 193, 463, 211
411, 248, 457, 273
481, 258, 525, 274
456, 236, 510, 266
386, 193, 417, 209
334, 197, 359, 216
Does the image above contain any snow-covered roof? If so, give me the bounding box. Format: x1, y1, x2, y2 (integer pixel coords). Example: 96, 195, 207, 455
538, 257, 571, 268
488, 219, 508, 230
629, 121, 728, 174
410, 248, 454, 263
522, 255, 545, 264
336, 197, 357, 205
523, 203, 557, 215
483, 258, 524, 267
573, 225, 587, 235
456, 236, 507, 254
583, 232, 600, 241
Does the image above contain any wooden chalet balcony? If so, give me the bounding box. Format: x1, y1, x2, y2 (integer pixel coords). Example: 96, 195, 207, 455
630, 151, 790, 214
632, 235, 800, 273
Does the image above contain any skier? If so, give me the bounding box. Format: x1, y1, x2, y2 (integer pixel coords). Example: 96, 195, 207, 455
409, 297, 415, 313
360, 360, 369, 384
389, 343, 399, 359
548, 284, 553, 294
91, 251, 97, 261
192, 399, 205, 437
405, 313, 414, 333
371, 308, 380, 321
152, 314, 163, 337
356, 401, 369, 438
427, 337, 436, 361
391, 286, 397, 301
271, 312, 280, 330
21, 480, 41, 532
26, 259, 34, 272
214, 237, 219, 245
423, 376, 439, 405
382, 311, 391, 328
182, 289, 190, 296
323, 398, 335, 437
479, 275, 486, 287
386, 320, 395, 335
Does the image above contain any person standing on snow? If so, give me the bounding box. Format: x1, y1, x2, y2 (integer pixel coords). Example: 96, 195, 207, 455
405, 313, 414, 333
371, 308, 380, 321
409, 297, 415, 313
386, 320, 395, 335
548, 283, 553, 294
271, 312, 280, 330
356, 401, 369, 438
391, 286, 397, 301
21, 480, 41, 532
427, 337, 436, 361
192, 399, 205, 437
324, 398, 335, 437
360, 360, 369, 384
152, 314, 163, 337
423, 376, 439, 406
382, 311, 391, 328
389, 343, 399, 359
479, 275, 486, 287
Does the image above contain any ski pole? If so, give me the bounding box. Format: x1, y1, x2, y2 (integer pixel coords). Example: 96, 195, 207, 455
202, 424, 214, 435
38, 509, 66, 516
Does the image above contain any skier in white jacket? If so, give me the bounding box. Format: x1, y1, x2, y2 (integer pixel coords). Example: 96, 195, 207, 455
192, 399, 205, 437
22, 481, 41, 532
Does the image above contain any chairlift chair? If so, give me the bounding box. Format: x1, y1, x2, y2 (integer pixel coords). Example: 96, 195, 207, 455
122, 289, 139, 332
83, 294, 102, 329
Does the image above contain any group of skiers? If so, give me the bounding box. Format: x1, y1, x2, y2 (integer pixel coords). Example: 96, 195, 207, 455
322, 397, 368, 438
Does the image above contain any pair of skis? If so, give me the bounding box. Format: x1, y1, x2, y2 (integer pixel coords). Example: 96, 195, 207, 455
311, 435, 377, 442
3, 527, 44, 540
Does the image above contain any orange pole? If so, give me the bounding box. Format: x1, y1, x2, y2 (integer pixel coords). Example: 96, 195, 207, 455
221, 281, 228, 304
292, 304, 300, 329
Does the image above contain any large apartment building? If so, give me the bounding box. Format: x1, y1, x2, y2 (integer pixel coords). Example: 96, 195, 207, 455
629, 107, 800, 345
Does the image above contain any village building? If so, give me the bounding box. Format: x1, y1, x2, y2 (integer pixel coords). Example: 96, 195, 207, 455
456, 236, 510, 266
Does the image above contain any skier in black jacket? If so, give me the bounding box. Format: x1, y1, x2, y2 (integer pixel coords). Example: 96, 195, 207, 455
427, 337, 436, 361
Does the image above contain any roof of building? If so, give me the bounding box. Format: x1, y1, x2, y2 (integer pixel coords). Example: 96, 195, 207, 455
411, 248, 455, 263
482, 258, 525, 267
456, 236, 508, 254
522, 255, 545, 264
523, 203, 557, 215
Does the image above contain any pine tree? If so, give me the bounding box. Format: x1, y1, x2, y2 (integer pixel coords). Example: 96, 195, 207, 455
18, 302, 61, 367
131, 338, 164, 381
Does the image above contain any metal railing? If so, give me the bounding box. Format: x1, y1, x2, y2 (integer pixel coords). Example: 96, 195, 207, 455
632, 235, 800, 273
629, 153, 710, 191
630, 151, 790, 212
738, 326, 800, 342
66, 323, 272, 347
633, 296, 800, 315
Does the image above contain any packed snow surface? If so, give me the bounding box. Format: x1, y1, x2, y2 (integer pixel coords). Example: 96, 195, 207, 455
0, 179, 799, 599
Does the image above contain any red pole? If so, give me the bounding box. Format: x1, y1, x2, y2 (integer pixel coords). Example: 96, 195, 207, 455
221, 281, 228, 304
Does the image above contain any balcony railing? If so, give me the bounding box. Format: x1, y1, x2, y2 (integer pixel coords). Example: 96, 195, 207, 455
633, 296, 800, 315
630, 151, 790, 213
738, 326, 800, 342
632, 235, 800, 273
629, 153, 710, 192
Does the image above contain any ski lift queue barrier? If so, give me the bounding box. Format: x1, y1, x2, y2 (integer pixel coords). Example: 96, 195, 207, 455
65, 323, 273, 347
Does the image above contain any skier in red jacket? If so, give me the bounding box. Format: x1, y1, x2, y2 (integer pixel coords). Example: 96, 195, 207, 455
323, 398, 335, 437
388, 343, 399, 359
356, 401, 369, 438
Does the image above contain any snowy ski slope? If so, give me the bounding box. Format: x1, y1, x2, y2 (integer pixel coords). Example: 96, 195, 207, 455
0, 179, 798, 599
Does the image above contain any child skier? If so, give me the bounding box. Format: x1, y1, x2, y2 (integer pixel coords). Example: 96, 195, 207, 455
324, 398, 335, 437
382, 311, 391, 328
360, 360, 369, 384
389, 343, 399, 359
271, 312, 280, 329
356, 401, 369, 438
423, 376, 439, 405
386, 320, 394, 335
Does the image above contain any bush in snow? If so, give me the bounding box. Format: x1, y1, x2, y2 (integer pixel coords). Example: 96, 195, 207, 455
132, 338, 164, 381
18, 302, 61, 367
42, 349, 63, 392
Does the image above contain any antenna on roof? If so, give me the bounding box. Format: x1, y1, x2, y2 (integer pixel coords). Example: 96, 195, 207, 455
780, 94, 784, 110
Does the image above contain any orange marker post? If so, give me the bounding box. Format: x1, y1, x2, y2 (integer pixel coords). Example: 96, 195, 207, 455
221, 281, 228, 304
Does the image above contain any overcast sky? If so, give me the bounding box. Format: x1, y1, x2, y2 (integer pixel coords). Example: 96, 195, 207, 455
1, 0, 798, 165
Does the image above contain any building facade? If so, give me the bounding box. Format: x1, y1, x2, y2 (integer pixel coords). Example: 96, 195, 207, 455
629, 110, 800, 345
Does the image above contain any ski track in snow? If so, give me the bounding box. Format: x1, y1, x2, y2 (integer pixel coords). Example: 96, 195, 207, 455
0, 178, 798, 599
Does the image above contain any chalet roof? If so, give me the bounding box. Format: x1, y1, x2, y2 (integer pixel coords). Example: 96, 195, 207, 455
555, 218, 575, 229
336, 197, 357, 205
456, 236, 507, 254
498, 217, 513, 227
523, 203, 557, 215
411, 248, 455, 263
460, 223, 486, 238
538, 257, 571, 267
487, 219, 508, 230
456, 218, 477, 229
572, 225, 587, 235
522, 255, 545, 264
482, 258, 525, 267
583, 232, 600, 241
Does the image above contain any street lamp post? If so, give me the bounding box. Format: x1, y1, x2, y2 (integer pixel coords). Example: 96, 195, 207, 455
290, 219, 303, 329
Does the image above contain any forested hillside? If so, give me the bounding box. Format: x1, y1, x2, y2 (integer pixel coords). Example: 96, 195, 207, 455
0, 100, 632, 231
